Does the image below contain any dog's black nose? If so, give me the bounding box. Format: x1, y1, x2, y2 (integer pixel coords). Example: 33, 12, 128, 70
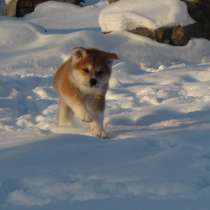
90, 78, 97, 87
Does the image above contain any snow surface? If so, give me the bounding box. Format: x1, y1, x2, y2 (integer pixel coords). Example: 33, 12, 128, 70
99, 0, 194, 32
0, 1, 210, 210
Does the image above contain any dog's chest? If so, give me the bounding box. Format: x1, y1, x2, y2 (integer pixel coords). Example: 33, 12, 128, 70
85, 96, 97, 113
84, 95, 104, 114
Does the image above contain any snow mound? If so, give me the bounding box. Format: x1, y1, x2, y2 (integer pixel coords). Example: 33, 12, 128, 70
0, 1, 206, 72
99, 0, 194, 32
0, 20, 39, 50
25, 1, 104, 32
1, 21, 210, 75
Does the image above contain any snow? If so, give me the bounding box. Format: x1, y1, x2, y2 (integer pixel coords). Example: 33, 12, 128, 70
5, 0, 13, 4
25, 1, 104, 32
99, 0, 195, 32
1, 1, 210, 210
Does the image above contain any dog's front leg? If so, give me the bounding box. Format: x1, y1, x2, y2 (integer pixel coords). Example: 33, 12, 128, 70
89, 111, 108, 139
57, 98, 73, 126
63, 95, 92, 123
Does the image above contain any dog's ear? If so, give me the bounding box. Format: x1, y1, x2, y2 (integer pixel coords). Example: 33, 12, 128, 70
71, 47, 87, 62
102, 51, 119, 61
100, 50, 119, 67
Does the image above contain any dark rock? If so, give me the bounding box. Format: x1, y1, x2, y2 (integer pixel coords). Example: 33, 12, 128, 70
106, 0, 210, 46
129, 26, 190, 46
171, 25, 190, 46
155, 25, 190, 46
154, 23, 210, 46
185, 22, 210, 40
16, 0, 82, 17
128, 27, 155, 40
155, 26, 173, 44
129, 25, 190, 46
128, 22, 210, 46
4, 0, 17, 16
181, 0, 210, 23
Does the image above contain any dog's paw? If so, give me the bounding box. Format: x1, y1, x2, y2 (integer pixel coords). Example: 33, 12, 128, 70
79, 111, 92, 122
92, 128, 108, 139
90, 123, 108, 139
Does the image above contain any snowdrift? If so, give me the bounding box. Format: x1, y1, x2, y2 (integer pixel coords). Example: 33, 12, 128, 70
0, 2, 210, 76
99, 0, 194, 32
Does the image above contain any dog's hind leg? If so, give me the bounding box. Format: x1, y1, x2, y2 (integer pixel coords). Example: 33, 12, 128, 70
57, 98, 73, 127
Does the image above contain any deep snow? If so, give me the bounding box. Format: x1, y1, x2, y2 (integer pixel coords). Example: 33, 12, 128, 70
0, 1, 210, 210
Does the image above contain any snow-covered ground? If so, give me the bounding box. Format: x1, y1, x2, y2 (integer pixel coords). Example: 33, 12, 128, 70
0, 1, 210, 209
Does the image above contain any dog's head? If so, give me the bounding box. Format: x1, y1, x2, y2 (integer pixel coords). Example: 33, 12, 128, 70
69, 47, 118, 95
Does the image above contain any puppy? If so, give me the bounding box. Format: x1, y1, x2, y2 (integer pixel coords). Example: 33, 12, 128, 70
53, 47, 118, 138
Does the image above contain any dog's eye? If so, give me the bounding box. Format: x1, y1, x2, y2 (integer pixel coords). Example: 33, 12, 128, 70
97, 71, 103, 76
83, 68, 90, 74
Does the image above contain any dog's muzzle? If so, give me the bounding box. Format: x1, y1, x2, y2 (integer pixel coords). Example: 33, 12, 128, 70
89, 78, 97, 87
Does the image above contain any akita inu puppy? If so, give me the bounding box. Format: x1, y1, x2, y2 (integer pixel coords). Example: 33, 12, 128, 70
53, 47, 118, 138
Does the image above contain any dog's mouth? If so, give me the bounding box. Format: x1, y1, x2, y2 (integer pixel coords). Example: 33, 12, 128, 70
84, 81, 100, 88
83, 80, 108, 90
88, 84, 100, 89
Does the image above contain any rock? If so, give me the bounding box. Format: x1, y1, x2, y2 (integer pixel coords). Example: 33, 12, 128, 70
153, 1, 210, 45
185, 22, 210, 40
127, 0, 210, 46
4, 0, 82, 17
129, 25, 190, 46
4, 0, 17, 16
171, 25, 190, 46
146, 25, 190, 46
155, 26, 173, 44
181, 0, 210, 23
128, 27, 155, 40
